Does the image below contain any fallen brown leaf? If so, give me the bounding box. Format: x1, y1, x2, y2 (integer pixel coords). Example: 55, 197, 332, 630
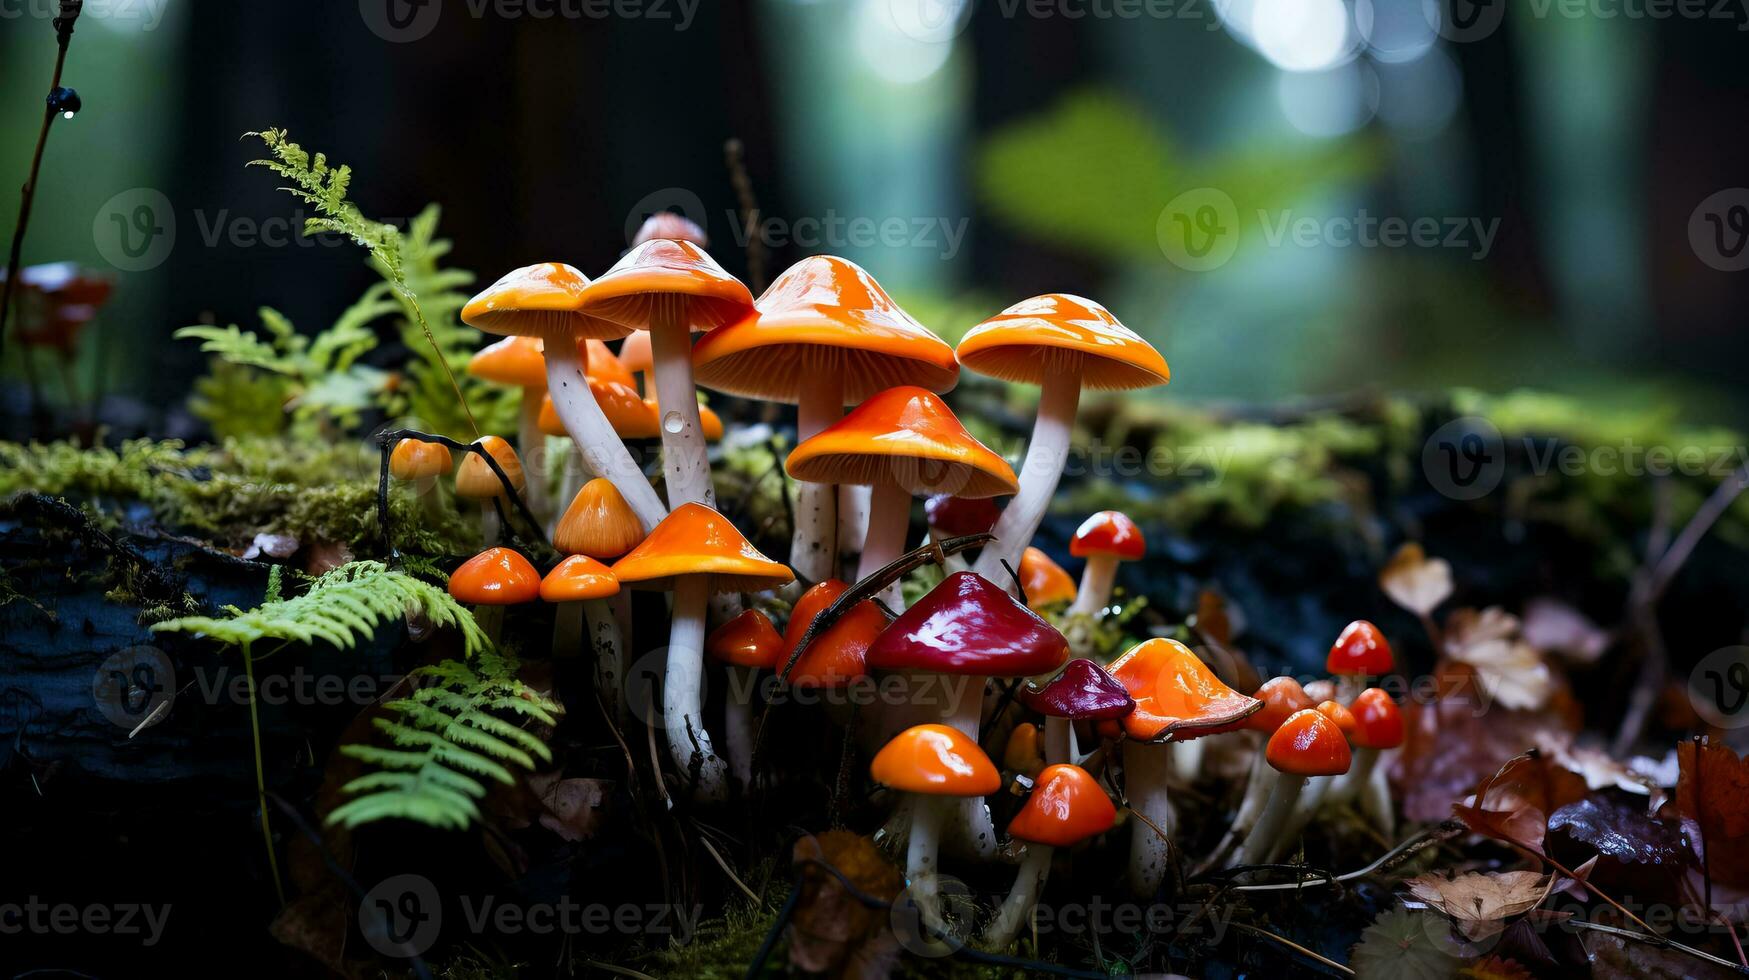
1452, 749, 1588, 857
1381, 542, 1454, 618
1674, 737, 1749, 888
1406, 871, 1549, 940
789, 831, 903, 977
1444, 607, 1553, 711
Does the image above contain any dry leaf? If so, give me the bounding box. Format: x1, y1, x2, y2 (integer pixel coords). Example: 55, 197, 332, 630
789, 831, 902, 976
1406, 871, 1549, 940
1520, 598, 1610, 664
1535, 733, 1660, 803
1452, 749, 1588, 857
530, 776, 611, 842
1674, 737, 1749, 888
1462, 955, 1536, 979
1444, 607, 1553, 711
1381, 542, 1454, 617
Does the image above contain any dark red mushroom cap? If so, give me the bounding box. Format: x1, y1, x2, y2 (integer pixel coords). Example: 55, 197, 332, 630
1326, 620, 1394, 677
924, 494, 1001, 537
1017, 658, 1136, 721
866, 571, 1069, 677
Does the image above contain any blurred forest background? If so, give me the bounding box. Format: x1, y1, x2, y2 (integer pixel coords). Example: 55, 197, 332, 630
3, 0, 1748, 426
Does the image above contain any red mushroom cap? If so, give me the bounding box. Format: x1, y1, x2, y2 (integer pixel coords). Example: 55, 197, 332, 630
780, 579, 885, 688
1326, 620, 1394, 677
706, 609, 785, 670
1006, 764, 1118, 847
865, 571, 1068, 677
1017, 658, 1136, 721
1069, 511, 1144, 560
1244, 676, 1315, 734
923, 494, 1001, 537
1265, 709, 1352, 776
1315, 699, 1358, 738
1350, 687, 1405, 750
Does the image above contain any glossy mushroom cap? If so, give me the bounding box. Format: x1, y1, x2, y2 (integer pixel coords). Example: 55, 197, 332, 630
610, 502, 794, 594
1018, 547, 1077, 610
1327, 620, 1394, 677
1007, 764, 1118, 848
553, 479, 646, 558
578, 239, 753, 333
462, 262, 624, 342
390, 438, 452, 481
866, 571, 1068, 677
1244, 676, 1315, 734
617, 331, 653, 374
454, 436, 527, 500
924, 494, 1000, 537
780, 579, 885, 688
691, 255, 959, 404
1017, 658, 1136, 721
539, 379, 661, 440
1303, 678, 1337, 704
1004, 723, 1043, 775
1265, 708, 1353, 776
634, 211, 708, 247
468, 336, 548, 389
450, 547, 541, 605
869, 723, 1001, 796
956, 294, 1169, 391
540, 555, 620, 603
581, 338, 638, 388
1069, 511, 1145, 560
1315, 699, 1358, 737
1350, 688, 1405, 750
786, 386, 1018, 498
1108, 638, 1261, 742
706, 609, 785, 669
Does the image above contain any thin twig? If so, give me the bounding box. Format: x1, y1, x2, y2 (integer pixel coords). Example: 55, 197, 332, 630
695, 831, 763, 908
375, 428, 545, 557
1228, 922, 1355, 976
1650, 461, 1749, 600
723, 139, 766, 293
1562, 919, 1749, 974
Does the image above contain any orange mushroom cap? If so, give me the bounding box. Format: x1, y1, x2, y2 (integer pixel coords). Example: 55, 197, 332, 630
706, 609, 785, 669
540, 555, 620, 603
1350, 688, 1405, 750
1315, 699, 1358, 738
1107, 638, 1261, 742
553, 479, 647, 559
468, 335, 548, 389
1007, 764, 1118, 847
956, 294, 1169, 391
578, 240, 753, 333
450, 547, 541, 605
581, 337, 638, 388
1004, 722, 1044, 776
462, 262, 625, 342
390, 438, 452, 481
869, 723, 1001, 796
539, 379, 661, 439
691, 255, 959, 405
779, 578, 885, 688
1327, 620, 1394, 677
617, 330, 653, 374
454, 436, 527, 500
1019, 546, 1077, 610
610, 502, 793, 593
786, 386, 1018, 498
1069, 511, 1145, 560
1244, 677, 1315, 734
1265, 709, 1352, 776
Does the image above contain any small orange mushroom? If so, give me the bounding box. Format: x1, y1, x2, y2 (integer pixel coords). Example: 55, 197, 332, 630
870, 723, 1001, 936
1067, 510, 1144, 617
454, 436, 527, 546
449, 547, 540, 644
984, 763, 1117, 946
706, 608, 786, 788
1234, 708, 1351, 867
1018, 546, 1077, 611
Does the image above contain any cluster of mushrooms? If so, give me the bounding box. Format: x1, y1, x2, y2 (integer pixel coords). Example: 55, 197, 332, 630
384, 215, 1407, 948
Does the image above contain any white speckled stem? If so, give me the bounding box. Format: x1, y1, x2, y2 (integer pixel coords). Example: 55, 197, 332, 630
723, 664, 758, 790
1068, 554, 1119, 617
1127, 740, 1174, 897
664, 576, 728, 801
543, 345, 666, 531
648, 310, 713, 510
941, 677, 1001, 861
973, 365, 1080, 585
585, 598, 622, 724
906, 794, 951, 938
1235, 773, 1306, 868
790, 371, 841, 587
838, 483, 871, 571
858, 478, 911, 611
982, 843, 1053, 948
517, 387, 550, 523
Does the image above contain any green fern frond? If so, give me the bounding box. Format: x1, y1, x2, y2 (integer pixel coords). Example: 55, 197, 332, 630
151, 560, 489, 657
328, 655, 560, 831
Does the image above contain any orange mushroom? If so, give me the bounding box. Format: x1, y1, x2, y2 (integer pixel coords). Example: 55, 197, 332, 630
468, 336, 554, 520
983, 764, 1117, 946
958, 295, 1169, 584
779, 578, 886, 690
1325, 687, 1405, 813
1206, 676, 1316, 872
869, 724, 1000, 935
449, 546, 541, 643
1328, 619, 1394, 702
461, 262, 667, 531
705, 608, 785, 788
612, 502, 792, 799
1018, 546, 1077, 611
1067, 510, 1144, 617
389, 438, 453, 521
787, 386, 1015, 610
1233, 708, 1352, 867
693, 255, 960, 585
550, 478, 645, 724
617, 330, 653, 395
553, 478, 647, 560
578, 239, 754, 511
453, 435, 527, 545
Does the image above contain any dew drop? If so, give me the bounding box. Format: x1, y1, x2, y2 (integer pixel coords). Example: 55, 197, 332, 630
663, 411, 684, 434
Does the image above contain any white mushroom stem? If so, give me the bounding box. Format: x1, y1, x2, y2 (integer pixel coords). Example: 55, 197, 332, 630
942, 675, 1002, 861
905, 794, 953, 938
1234, 772, 1307, 867
858, 478, 912, 611
1043, 715, 1077, 765
478, 503, 500, 547
543, 344, 667, 531
1360, 749, 1396, 837
1172, 735, 1207, 782
664, 576, 729, 801
1208, 735, 1277, 871
647, 304, 714, 510
606, 592, 634, 724
791, 370, 841, 587
981, 843, 1053, 948
1323, 746, 1378, 807
1067, 553, 1120, 617
838, 483, 871, 574
1126, 740, 1175, 897
553, 601, 583, 658
551, 441, 584, 537
518, 386, 551, 522
972, 363, 1080, 585
586, 598, 623, 723
722, 664, 759, 789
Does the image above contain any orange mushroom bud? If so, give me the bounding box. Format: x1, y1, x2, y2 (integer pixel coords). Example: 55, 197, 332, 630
450, 547, 541, 605
706, 609, 785, 670
390, 438, 452, 481
539, 554, 619, 603
1019, 546, 1077, 611
1266, 709, 1353, 777
553, 478, 647, 559
454, 436, 526, 501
